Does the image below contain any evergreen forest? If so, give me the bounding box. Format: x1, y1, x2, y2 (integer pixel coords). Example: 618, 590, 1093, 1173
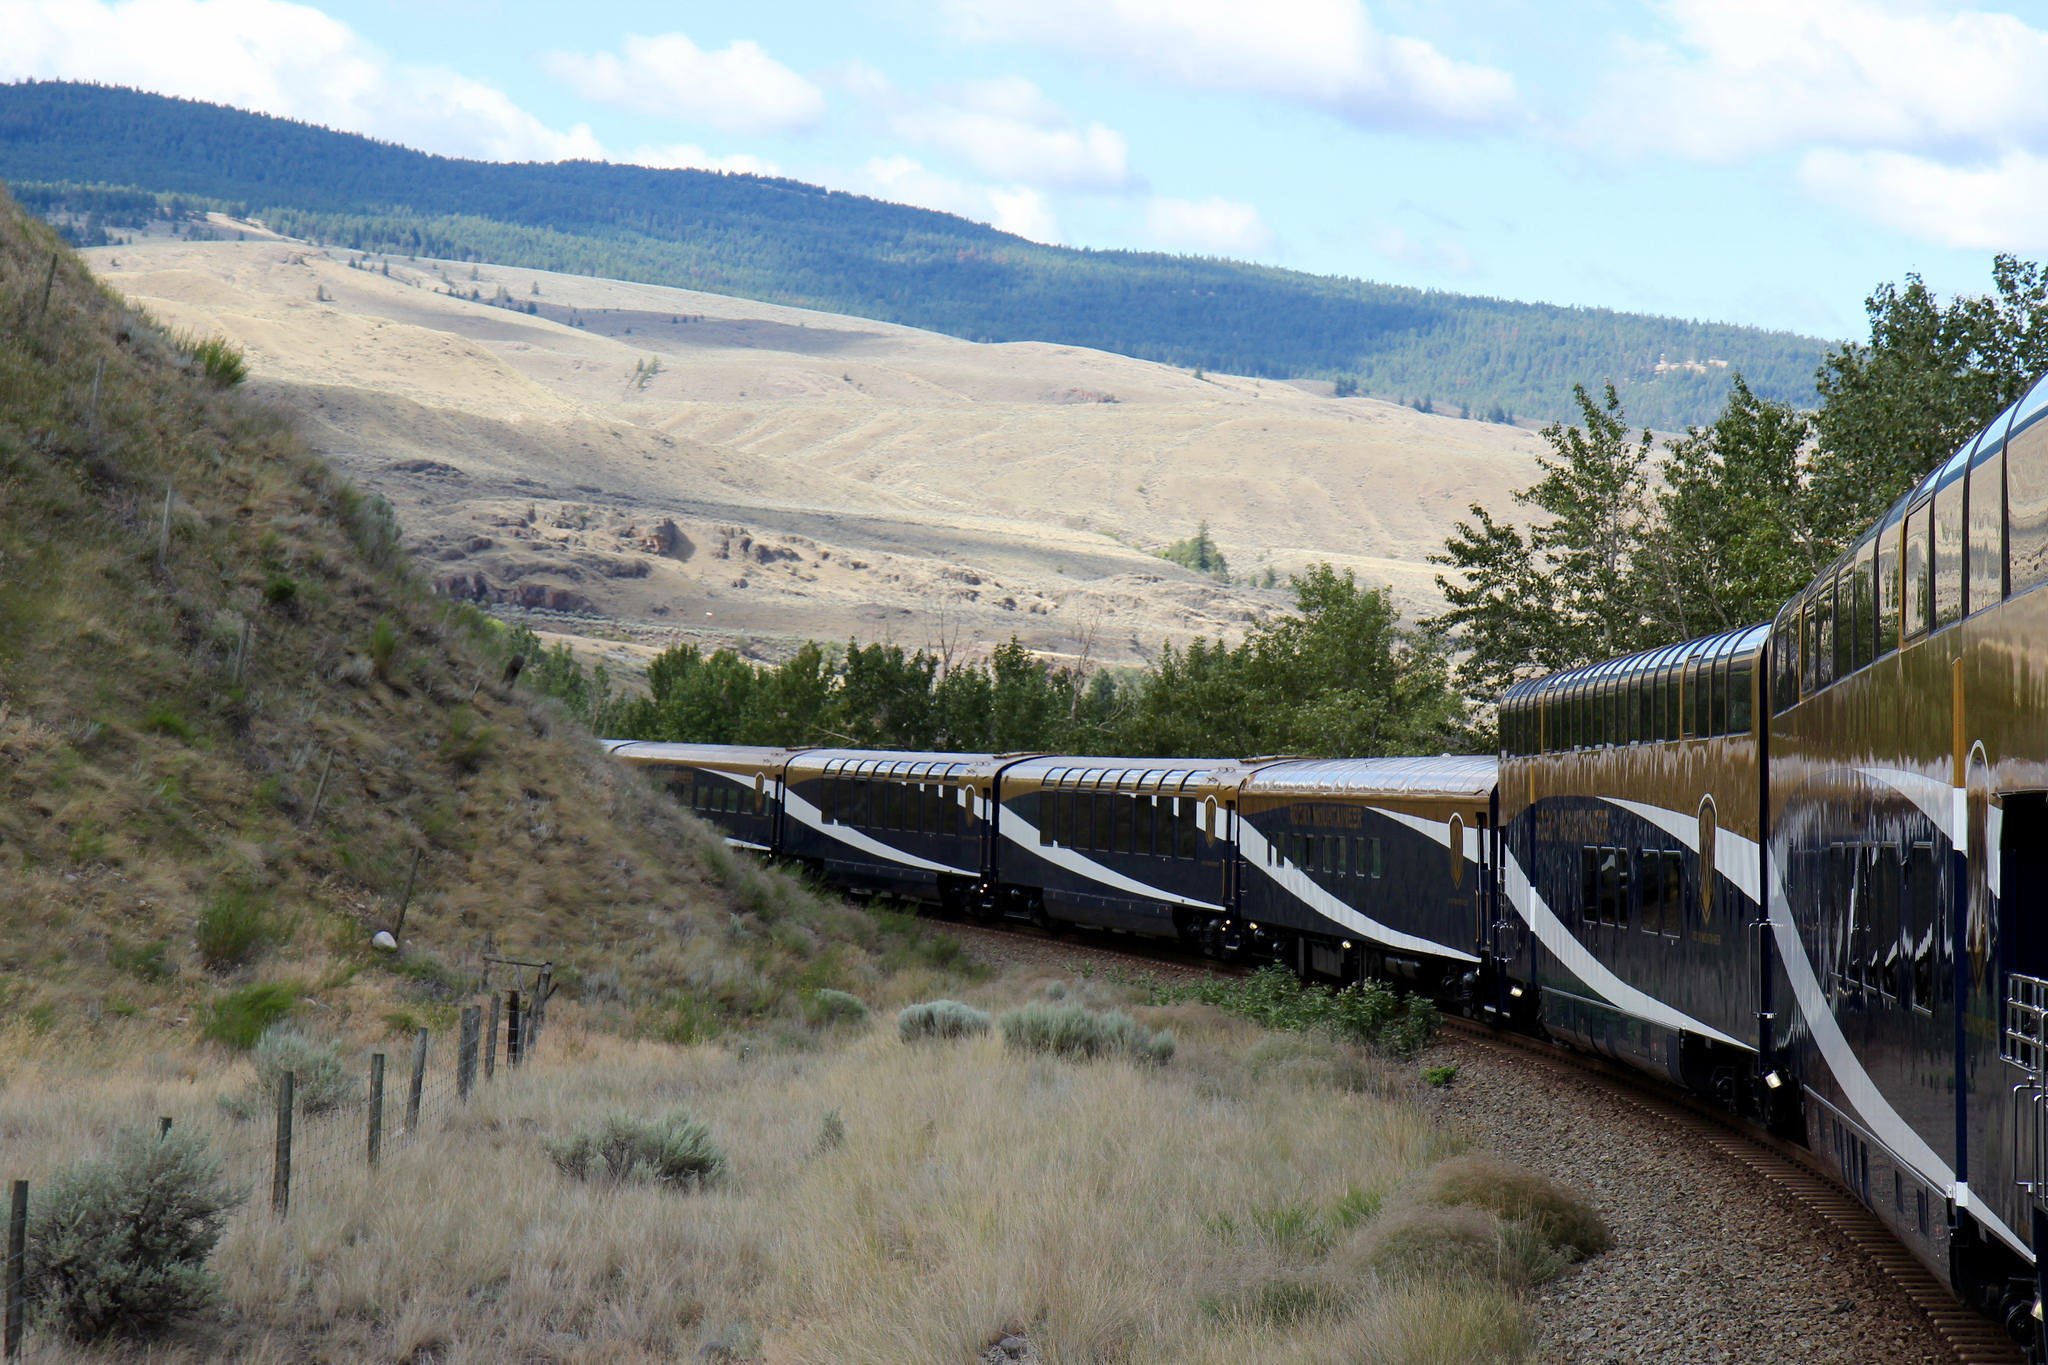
0, 79, 1823, 429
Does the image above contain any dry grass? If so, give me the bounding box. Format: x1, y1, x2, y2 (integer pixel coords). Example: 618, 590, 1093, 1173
1, 979, 1569, 1363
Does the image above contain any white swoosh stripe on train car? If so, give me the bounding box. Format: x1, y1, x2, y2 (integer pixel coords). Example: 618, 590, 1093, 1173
1611, 795, 2028, 1260
999, 815, 1223, 910
1500, 848, 1747, 1048
1237, 818, 1479, 964
780, 786, 976, 877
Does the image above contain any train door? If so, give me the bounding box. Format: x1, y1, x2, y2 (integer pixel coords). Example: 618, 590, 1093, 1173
1998, 789, 2048, 1296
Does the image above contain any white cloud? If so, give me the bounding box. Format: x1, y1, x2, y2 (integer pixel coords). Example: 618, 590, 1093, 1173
0, 0, 606, 161
1801, 148, 2048, 253
942, 0, 1515, 131
891, 78, 1132, 190
861, 155, 1060, 242
1595, 0, 2048, 164
1145, 195, 1274, 257
1370, 225, 1476, 276
546, 32, 825, 135
625, 143, 782, 177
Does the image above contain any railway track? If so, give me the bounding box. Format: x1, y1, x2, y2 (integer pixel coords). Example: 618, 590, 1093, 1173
926, 915, 2023, 1363
1448, 1018, 2020, 1364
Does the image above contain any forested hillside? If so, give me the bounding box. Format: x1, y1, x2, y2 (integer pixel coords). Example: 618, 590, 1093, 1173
0, 80, 1825, 428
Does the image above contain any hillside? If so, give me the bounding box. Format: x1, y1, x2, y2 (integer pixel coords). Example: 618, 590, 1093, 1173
0, 80, 1827, 429
78, 231, 1549, 669
0, 183, 900, 1043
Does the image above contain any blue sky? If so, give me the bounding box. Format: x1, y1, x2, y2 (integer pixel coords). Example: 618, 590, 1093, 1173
10, 0, 2048, 338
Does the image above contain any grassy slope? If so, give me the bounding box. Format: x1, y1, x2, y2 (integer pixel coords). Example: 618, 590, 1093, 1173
0, 183, 901, 1046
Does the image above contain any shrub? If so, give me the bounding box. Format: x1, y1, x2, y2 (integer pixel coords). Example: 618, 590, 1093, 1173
546, 1107, 725, 1189
1420, 1155, 1610, 1259
368, 616, 399, 682
248, 1025, 358, 1115
195, 888, 273, 970
805, 988, 872, 1028
25, 1127, 242, 1340
262, 572, 298, 609
1355, 1203, 1566, 1288
108, 937, 173, 982
896, 999, 992, 1043
1423, 1063, 1459, 1087
1153, 966, 1439, 1057
997, 1002, 1176, 1065
200, 981, 298, 1049
185, 334, 246, 388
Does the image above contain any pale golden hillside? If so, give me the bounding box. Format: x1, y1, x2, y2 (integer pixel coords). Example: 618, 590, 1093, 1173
88, 230, 1542, 668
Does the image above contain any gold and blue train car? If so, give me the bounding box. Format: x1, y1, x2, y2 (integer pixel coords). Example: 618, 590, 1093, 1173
1496, 624, 1771, 1104
601, 741, 801, 853
779, 749, 1009, 909
992, 756, 1249, 938
1234, 757, 1495, 991
1768, 374, 2048, 1318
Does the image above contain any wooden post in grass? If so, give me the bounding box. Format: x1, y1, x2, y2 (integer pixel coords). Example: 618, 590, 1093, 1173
506, 990, 523, 1069
88, 356, 104, 441
5, 1179, 26, 1361
367, 1053, 386, 1168
457, 1006, 480, 1102
406, 1029, 428, 1133
306, 748, 335, 826
36, 253, 56, 323
271, 1071, 294, 1218
156, 484, 174, 571
393, 849, 423, 946
484, 995, 499, 1081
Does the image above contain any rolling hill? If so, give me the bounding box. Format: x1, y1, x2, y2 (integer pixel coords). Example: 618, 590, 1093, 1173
0, 80, 1827, 429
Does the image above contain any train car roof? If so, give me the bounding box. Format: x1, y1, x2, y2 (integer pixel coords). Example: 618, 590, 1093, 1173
1241, 755, 1497, 799
1000, 754, 1251, 793
1499, 620, 1770, 711
602, 741, 806, 767
785, 748, 1011, 779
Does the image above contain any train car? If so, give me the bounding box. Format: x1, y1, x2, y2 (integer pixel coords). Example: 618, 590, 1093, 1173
1235, 757, 1495, 997
778, 749, 1012, 909
1768, 374, 2048, 1326
993, 755, 1251, 939
1495, 624, 1774, 1109
601, 741, 803, 852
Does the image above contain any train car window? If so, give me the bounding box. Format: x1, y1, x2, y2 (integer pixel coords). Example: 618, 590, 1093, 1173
1968, 436, 2007, 610
1876, 507, 1904, 655
1853, 543, 1876, 671
1661, 661, 1681, 739
1370, 836, 1383, 878
1832, 569, 1856, 680
1333, 833, 1350, 876
1711, 654, 1732, 736
2008, 399, 2048, 594
1727, 654, 1754, 735
1629, 671, 1647, 743
1907, 840, 1941, 1006
1580, 848, 1601, 924
1662, 852, 1685, 936
1933, 455, 1968, 628
1176, 801, 1198, 859
1605, 847, 1630, 926
1109, 795, 1132, 855
1137, 795, 1159, 856
1088, 792, 1111, 849
1813, 583, 1837, 691
1797, 601, 1817, 698
1041, 791, 1058, 846
1687, 657, 1710, 739
1903, 499, 1932, 639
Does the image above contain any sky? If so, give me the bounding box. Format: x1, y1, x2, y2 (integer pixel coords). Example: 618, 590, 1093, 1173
8, 0, 2048, 339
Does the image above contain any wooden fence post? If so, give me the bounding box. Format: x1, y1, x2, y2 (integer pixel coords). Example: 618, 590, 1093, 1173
367, 1053, 385, 1168
156, 484, 174, 571
506, 990, 523, 1069
271, 1071, 294, 1218
406, 1029, 428, 1133
484, 995, 500, 1081
393, 849, 422, 945
457, 1007, 480, 1102
5, 1179, 26, 1361
305, 748, 335, 826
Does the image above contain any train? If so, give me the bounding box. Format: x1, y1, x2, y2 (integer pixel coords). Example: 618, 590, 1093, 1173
603, 371, 2048, 1352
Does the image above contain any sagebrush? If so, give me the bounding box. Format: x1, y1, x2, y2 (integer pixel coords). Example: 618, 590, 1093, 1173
896, 999, 991, 1042
546, 1106, 725, 1188
25, 1127, 243, 1340
998, 1002, 1176, 1065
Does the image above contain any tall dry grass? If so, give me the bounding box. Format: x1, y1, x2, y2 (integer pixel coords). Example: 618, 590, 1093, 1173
2, 978, 1578, 1363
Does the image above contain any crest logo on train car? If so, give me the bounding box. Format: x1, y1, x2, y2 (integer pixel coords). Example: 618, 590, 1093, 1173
1448, 813, 1465, 890
1697, 795, 1717, 926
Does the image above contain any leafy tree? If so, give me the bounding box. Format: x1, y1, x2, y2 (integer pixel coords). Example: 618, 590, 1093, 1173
1158, 522, 1229, 579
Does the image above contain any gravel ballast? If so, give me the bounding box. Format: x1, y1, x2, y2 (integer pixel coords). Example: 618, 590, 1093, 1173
1426, 1037, 1957, 1363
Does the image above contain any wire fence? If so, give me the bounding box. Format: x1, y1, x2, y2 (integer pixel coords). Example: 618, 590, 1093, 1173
2, 982, 551, 1360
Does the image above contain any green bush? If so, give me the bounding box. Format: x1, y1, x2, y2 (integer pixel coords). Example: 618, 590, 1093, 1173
25, 1127, 242, 1340
1152, 966, 1439, 1057
1423, 1063, 1459, 1087
248, 1025, 358, 1115
108, 937, 173, 983
368, 616, 399, 682
804, 988, 871, 1029
1420, 1155, 1610, 1259
896, 999, 991, 1042
546, 1107, 725, 1189
997, 1002, 1176, 1065
200, 981, 298, 1049
185, 334, 246, 388
195, 888, 274, 970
